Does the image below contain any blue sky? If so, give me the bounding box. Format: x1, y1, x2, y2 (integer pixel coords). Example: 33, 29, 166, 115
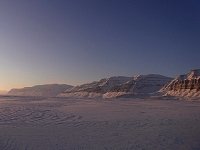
0, 0, 200, 90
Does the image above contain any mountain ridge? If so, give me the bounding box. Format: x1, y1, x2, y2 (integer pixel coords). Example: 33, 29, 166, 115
160, 69, 200, 98
7, 69, 200, 99
8, 84, 73, 97
103, 74, 172, 98
59, 74, 172, 98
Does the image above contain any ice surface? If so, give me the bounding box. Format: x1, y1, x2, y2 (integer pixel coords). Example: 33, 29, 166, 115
0, 96, 199, 150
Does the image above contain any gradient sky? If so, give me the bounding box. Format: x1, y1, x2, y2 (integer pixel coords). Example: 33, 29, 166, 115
0, 0, 200, 90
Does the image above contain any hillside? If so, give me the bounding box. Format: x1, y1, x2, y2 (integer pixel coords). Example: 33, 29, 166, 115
8, 84, 73, 97
58, 76, 131, 98
161, 69, 200, 98
59, 75, 172, 98
103, 74, 172, 98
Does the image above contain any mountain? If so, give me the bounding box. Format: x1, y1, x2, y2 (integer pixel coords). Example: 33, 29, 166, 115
160, 69, 200, 98
103, 74, 172, 98
8, 84, 73, 97
58, 76, 132, 98
59, 75, 172, 98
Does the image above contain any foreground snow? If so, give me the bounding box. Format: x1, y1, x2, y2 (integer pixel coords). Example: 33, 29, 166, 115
0, 96, 199, 150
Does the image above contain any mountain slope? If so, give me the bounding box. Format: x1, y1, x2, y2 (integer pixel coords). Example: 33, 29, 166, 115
58, 76, 132, 98
59, 75, 172, 98
103, 74, 172, 98
8, 84, 73, 97
160, 69, 200, 98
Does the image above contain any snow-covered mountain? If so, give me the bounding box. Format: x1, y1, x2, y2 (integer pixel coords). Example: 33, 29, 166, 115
7, 70, 200, 99
8, 84, 73, 97
58, 76, 131, 98
161, 69, 200, 98
103, 74, 172, 98
59, 75, 172, 98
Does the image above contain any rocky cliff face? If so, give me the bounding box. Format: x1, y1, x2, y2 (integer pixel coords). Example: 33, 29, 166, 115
58, 76, 131, 98
103, 74, 172, 98
8, 84, 73, 97
59, 75, 172, 98
161, 69, 200, 97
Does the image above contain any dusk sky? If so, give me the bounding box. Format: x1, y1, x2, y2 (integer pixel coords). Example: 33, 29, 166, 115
0, 0, 200, 90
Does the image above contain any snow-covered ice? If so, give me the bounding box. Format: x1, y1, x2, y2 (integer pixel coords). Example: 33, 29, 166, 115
0, 96, 199, 150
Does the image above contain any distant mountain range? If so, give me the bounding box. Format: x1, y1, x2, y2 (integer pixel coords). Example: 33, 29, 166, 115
58, 74, 172, 98
7, 69, 200, 99
8, 84, 73, 97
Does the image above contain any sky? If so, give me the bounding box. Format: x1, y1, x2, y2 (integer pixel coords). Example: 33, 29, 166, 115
0, 0, 200, 90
